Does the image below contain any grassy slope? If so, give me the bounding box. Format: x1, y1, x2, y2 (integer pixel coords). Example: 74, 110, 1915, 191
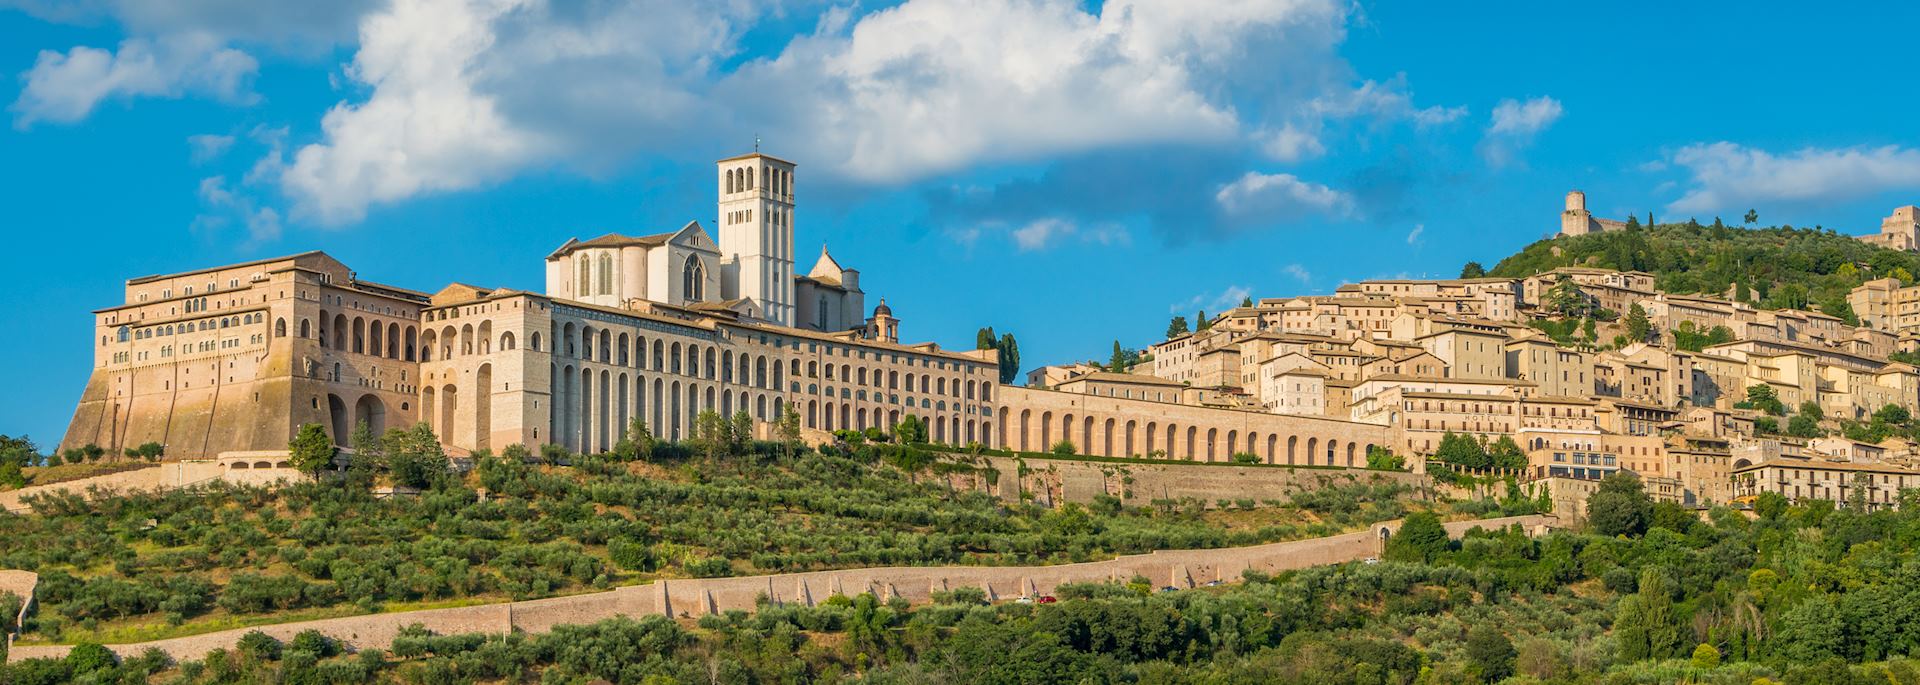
2, 449, 1501, 645
1488, 221, 1920, 319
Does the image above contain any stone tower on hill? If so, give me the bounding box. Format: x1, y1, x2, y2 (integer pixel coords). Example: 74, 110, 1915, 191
1860, 205, 1920, 252
1559, 190, 1628, 237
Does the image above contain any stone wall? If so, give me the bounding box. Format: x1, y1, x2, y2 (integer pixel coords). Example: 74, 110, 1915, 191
953, 455, 1429, 507
0, 570, 35, 660
4, 515, 1555, 664
0, 460, 303, 513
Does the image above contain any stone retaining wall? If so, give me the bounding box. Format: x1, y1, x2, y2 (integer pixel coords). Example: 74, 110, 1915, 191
964, 455, 1430, 507
0, 461, 302, 513
5, 515, 1555, 664
0, 570, 37, 661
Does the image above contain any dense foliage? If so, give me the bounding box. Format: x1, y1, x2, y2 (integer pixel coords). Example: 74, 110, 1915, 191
0, 435, 1441, 645
20, 489, 1920, 684
1490, 220, 1920, 321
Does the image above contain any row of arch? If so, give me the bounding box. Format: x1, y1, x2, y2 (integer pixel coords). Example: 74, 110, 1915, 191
997, 408, 1373, 467
795, 399, 992, 447
553, 321, 786, 392
310, 311, 418, 361
551, 363, 786, 454
120, 312, 269, 343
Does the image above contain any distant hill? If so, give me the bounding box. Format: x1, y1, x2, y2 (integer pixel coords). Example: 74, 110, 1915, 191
1487, 219, 1920, 322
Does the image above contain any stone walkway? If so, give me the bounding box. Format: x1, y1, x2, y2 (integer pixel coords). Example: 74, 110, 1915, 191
4, 514, 1556, 663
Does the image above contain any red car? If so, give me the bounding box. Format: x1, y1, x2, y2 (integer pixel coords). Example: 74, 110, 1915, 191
1036, 595, 1058, 604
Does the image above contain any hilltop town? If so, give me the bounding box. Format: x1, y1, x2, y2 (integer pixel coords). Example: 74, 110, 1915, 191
1028, 193, 1920, 519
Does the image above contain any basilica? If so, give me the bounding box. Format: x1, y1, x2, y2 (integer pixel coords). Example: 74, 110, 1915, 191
63, 152, 1003, 456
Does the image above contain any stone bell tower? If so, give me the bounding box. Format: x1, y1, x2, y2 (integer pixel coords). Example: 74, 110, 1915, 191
716, 152, 797, 325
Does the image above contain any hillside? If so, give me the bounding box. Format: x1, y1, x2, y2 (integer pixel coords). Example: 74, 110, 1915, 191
0, 436, 1483, 649
12, 484, 1920, 684
1488, 220, 1920, 320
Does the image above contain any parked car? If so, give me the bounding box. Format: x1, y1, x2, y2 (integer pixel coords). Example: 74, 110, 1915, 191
1203, 580, 1223, 587
1363, 557, 1381, 565
1036, 595, 1057, 604
1013, 596, 1034, 604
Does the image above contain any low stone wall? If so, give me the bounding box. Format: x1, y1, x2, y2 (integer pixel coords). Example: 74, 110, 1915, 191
952, 455, 1429, 507
0, 570, 36, 660
5, 515, 1555, 664
0, 460, 303, 513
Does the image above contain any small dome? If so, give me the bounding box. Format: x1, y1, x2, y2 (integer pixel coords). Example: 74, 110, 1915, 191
874, 299, 892, 316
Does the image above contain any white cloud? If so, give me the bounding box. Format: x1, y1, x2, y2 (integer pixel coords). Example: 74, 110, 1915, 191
12, 34, 257, 128
1282, 263, 1311, 285
1214, 171, 1353, 218
1405, 224, 1424, 244
1012, 218, 1074, 251
1664, 142, 1920, 214
1006, 217, 1129, 251
1412, 104, 1468, 128
1171, 284, 1252, 314
279, 0, 552, 224
187, 133, 233, 163
1257, 123, 1326, 163
195, 175, 281, 244
1479, 96, 1562, 168
13, 0, 1434, 227
1488, 96, 1562, 136
740, 0, 1345, 181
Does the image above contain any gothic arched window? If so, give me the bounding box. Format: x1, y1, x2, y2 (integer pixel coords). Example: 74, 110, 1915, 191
817, 295, 828, 328
576, 256, 591, 296
683, 255, 705, 301
597, 253, 613, 295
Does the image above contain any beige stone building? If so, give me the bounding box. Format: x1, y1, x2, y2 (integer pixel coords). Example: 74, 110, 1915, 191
65, 252, 430, 457
1733, 459, 1920, 510
1505, 336, 1593, 398
1851, 277, 1920, 334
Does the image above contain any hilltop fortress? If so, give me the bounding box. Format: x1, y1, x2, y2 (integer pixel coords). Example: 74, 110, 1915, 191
62, 151, 1384, 469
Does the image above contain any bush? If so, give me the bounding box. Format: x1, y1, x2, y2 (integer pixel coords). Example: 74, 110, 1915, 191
1050, 440, 1077, 456
65, 643, 116, 673
236, 630, 282, 661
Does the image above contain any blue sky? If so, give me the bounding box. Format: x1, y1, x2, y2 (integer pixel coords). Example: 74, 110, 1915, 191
3, 1, 1919, 447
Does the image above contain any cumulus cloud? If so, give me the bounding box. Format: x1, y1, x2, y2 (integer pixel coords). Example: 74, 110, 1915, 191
1171, 284, 1253, 314
999, 217, 1129, 252
1488, 96, 1562, 136
12, 0, 1463, 233
738, 0, 1349, 181
1479, 95, 1562, 167
1664, 142, 1920, 214
187, 133, 233, 163
1012, 218, 1073, 251
1214, 171, 1353, 218
12, 34, 257, 128
194, 175, 282, 244
1282, 263, 1312, 285
278, 0, 555, 224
